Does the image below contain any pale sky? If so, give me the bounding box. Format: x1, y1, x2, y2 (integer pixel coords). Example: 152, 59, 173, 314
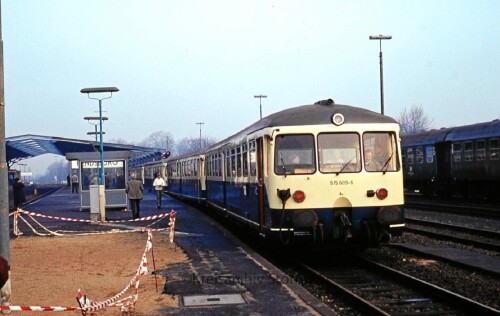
4, 1, 500, 175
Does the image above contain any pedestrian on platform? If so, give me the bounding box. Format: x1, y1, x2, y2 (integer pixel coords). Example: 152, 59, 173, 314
13, 177, 26, 209
126, 173, 144, 219
71, 173, 79, 193
153, 173, 165, 209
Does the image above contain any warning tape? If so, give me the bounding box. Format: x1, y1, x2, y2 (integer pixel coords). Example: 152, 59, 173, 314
11, 209, 176, 239
77, 230, 154, 314
0, 229, 161, 314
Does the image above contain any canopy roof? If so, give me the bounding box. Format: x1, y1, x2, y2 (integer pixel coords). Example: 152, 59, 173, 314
6, 134, 163, 167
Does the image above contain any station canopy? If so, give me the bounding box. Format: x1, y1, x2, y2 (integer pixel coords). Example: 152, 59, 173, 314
6, 134, 164, 167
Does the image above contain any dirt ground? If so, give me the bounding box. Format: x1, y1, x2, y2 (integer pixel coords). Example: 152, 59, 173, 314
8, 231, 188, 315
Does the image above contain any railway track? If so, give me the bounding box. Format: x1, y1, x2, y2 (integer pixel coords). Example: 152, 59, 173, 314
405, 217, 500, 252
404, 195, 500, 219
298, 255, 500, 315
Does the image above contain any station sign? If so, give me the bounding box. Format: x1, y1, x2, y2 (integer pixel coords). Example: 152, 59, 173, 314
81, 160, 124, 169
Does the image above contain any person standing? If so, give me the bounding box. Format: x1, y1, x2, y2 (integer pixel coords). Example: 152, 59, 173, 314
125, 173, 144, 219
153, 173, 166, 209
71, 173, 79, 193
13, 177, 26, 209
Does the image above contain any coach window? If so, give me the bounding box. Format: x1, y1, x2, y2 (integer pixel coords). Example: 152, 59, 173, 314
275, 134, 316, 175
490, 139, 499, 160
407, 148, 414, 164
464, 141, 473, 161
363, 132, 399, 172
452, 143, 462, 162
425, 146, 434, 163
415, 146, 424, 163
319, 133, 360, 173
476, 140, 486, 161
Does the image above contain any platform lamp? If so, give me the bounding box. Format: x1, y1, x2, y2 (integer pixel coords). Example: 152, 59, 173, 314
80, 87, 118, 221
369, 34, 392, 115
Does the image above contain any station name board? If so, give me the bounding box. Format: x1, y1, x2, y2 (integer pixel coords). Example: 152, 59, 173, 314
81, 160, 124, 169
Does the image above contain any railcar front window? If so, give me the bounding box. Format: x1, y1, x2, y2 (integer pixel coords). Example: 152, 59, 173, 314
274, 134, 316, 175
318, 133, 361, 173
363, 132, 400, 172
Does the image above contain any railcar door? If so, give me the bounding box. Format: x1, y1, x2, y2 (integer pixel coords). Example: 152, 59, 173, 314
257, 137, 265, 232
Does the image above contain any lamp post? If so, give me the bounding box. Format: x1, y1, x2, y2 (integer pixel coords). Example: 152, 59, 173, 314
196, 122, 204, 150
369, 34, 392, 115
254, 94, 267, 119
81, 87, 118, 221
84, 116, 108, 184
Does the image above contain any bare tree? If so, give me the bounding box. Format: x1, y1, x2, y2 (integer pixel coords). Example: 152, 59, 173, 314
138, 131, 175, 152
108, 137, 135, 145
176, 136, 218, 156
398, 104, 433, 136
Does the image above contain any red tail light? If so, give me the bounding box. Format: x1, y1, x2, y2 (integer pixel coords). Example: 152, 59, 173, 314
293, 190, 306, 203
376, 188, 388, 200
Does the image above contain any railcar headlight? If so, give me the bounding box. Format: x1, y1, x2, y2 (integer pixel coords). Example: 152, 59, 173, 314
292, 190, 306, 203
331, 113, 345, 126
376, 188, 388, 200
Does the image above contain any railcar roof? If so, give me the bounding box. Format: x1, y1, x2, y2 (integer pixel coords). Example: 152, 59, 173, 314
401, 128, 452, 146
202, 100, 397, 152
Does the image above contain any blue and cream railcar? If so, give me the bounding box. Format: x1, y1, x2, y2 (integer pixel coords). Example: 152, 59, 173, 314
185, 99, 405, 247
130, 160, 167, 189
166, 154, 206, 201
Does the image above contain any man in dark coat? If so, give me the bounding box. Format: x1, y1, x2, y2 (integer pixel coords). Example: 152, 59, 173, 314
13, 178, 26, 209
125, 173, 144, 219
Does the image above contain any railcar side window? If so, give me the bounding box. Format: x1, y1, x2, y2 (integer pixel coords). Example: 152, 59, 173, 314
452, 143, 462, 162
476, 140, 486, 161
318, 133, 361, 173
363, 132, 400, 172
490, 139, 499, 160
274, 134, 316, 175
464, 141, 473, 161
226, 150, 231, 177
242, 143, 249, 177
249, 140, 257, 177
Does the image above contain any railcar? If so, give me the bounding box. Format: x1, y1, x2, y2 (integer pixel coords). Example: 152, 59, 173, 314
165, 99, 405, 248
130, 160, 167, 189
402, 119, 500, 199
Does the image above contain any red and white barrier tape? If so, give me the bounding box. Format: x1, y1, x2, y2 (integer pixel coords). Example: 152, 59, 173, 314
0, 229, 160, 314
0, 305, 80, 312
11, 209, 176, 239
77, 230, 154, 314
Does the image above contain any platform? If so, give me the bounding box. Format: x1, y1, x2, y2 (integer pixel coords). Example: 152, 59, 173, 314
11, 186, 334, 315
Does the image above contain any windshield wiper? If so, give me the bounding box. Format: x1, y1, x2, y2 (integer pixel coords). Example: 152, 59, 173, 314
381, 152, 394, 174
336, 155, 357, 176
280, 153, 288, 176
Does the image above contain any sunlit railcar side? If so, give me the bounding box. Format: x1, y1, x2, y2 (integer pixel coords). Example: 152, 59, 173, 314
130, 160, 167, 189
166, 154, 206, 201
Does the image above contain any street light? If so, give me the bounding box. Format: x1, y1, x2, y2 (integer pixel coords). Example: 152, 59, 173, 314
369, 34, 392, 115
84, 116, 108, 158
81, 87, 118, 221
196, 122, 204, 149
254, 94, 267, 119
